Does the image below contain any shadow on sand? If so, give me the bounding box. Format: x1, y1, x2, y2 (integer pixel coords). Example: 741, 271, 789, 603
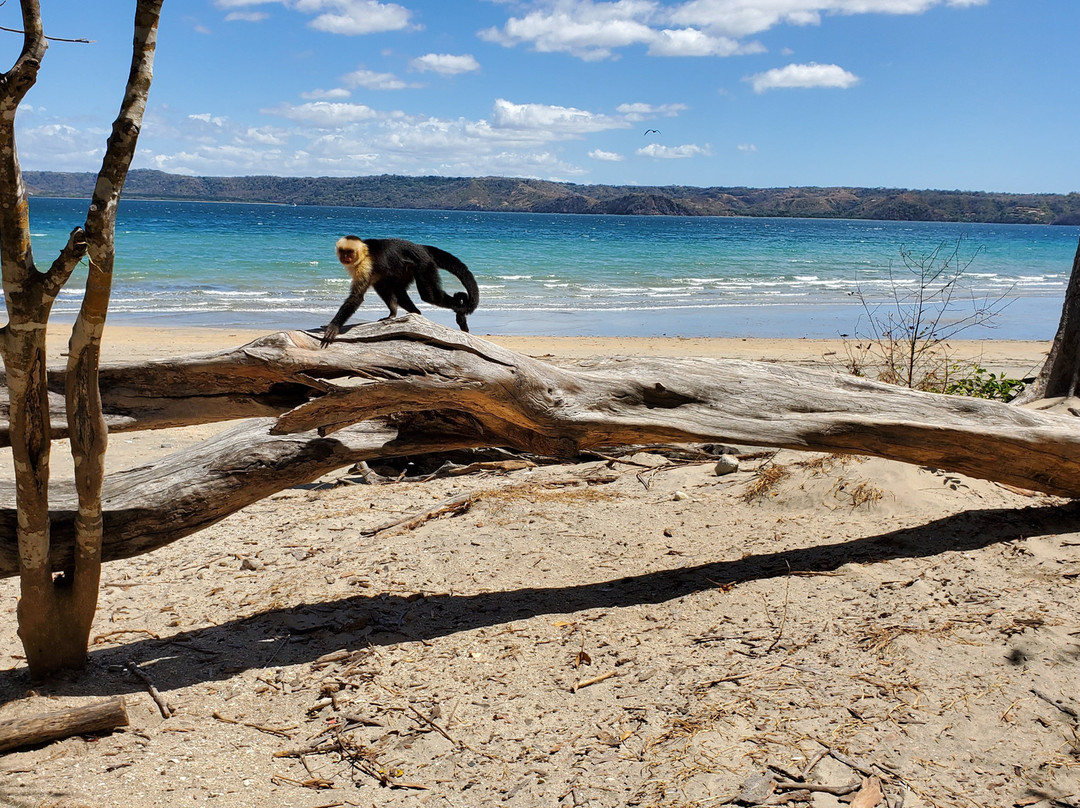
3, 501, 1075, 702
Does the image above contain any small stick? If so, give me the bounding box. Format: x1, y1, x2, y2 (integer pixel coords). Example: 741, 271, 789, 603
571, 670, 617, 692
775, 780, 861, 795
274, 739, 338, 758
270, 774, 335, 790
363, 476, 585, 537
765, 561, 792, 653
361, 492, 474, 537
828, 748, 898, 779
93, 628, 160, 644
126, 661, 172, 719
1031, 688, 1079, 719
801, 748, 829, 780
0, 25, 94, 43
404, 703, 458, 746
211, 711, 297, 738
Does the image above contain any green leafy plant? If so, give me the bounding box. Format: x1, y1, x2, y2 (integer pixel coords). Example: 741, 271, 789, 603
942, 365, 1026, 402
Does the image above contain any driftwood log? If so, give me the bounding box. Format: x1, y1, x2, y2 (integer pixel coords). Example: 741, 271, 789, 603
1, 316, 1079, 578
0, 697, 129, 754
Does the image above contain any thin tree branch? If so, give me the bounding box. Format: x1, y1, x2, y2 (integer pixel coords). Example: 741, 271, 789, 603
0, 26, 93, 43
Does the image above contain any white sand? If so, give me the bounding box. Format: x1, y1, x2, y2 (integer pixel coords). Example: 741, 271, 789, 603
0, 325, 1076, 808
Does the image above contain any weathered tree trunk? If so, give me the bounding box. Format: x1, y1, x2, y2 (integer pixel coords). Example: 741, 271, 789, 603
57, 0, 162, 675
0, 0, 88, 678
0, 0, 162, 677
3, 318, 1080, 582
1015, 237, 1080, 408
0, 418, 420, 577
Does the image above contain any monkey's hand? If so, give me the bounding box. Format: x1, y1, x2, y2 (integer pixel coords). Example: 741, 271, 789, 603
319, 323, 340, 348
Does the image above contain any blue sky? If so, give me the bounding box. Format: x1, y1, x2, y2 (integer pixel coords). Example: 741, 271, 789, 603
6, 0, 1078, 193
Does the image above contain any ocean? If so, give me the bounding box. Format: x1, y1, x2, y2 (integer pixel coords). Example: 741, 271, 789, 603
19, 197, 1080, 340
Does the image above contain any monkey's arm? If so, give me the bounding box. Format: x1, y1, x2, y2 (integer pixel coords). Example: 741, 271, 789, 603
321, 282, 366, 348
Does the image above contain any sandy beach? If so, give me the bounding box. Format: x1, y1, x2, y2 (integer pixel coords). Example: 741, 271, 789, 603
83, 325, 1053, 371
1, 324, 1077, 808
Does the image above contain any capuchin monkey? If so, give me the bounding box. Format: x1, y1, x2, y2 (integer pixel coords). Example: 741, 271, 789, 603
321, 235, 480, 347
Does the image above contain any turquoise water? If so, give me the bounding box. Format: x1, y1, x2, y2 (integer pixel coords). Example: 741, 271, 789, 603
18, 197, 1080, 339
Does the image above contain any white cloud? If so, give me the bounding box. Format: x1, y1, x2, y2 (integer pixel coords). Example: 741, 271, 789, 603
307, 1, 413, 35
411, 53, 481, 75
188, 113, 228, 127
298, 115, 590, 178
590, 149, 625, 161
647, 27, 754, 57
746, 62, 860, 92
637, 142, 711, 158
301, 87, 352, 100
263, 101, 381, 125
215, 0, 413, 35
615, 102, 688, 121
491, 99, 631, 136
670, 0, 984, 36
479, 0, 658, 61
243, 127, 291, 146
342, 68, 419, 90
224, 11, 269, 22
737, 142, 757, 153
482, 0, 985, 60
15, 122, 106, 172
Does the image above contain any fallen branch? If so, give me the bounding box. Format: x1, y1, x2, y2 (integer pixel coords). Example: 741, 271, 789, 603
361, 491, 475, 538
2, 318, 1080, 579
126, 661, 172, 719
0, 697, 129, 754
212, 710, 297, 738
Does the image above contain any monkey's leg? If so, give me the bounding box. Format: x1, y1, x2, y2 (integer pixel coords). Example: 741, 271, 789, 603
414, 270, 457, 310
396, 289, 422, 314
374, 281, 422, 320
321, 285, 366, 348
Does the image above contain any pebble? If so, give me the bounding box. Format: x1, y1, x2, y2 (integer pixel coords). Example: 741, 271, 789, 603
714, 455, 740, 475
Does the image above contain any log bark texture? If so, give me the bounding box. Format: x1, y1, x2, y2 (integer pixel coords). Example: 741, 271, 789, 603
0, 697, 129, 754
2, 316, 1080, 579
56, 0, 163, 675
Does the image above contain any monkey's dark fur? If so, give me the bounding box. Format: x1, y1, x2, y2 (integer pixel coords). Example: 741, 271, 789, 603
321, 236, 479, 347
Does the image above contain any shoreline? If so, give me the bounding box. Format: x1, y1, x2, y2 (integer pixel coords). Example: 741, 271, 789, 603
39, 290, 1069, 342
47, 323, 1050, 378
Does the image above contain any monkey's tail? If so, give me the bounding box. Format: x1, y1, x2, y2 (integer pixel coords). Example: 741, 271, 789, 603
425, 245, 479, 315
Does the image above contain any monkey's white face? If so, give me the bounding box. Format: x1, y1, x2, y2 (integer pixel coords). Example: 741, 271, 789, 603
335, 236, 373, 283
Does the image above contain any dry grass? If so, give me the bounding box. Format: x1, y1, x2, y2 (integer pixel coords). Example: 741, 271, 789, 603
742, 454, 883, 508
742, 464, 790, 503
478, 483, 619, 507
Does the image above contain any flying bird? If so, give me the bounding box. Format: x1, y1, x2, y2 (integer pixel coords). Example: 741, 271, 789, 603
644, 129, 661, 136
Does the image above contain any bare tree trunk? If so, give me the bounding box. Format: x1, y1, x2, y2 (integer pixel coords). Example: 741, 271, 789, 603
0, 0, 88, 677
58, 0, 162, 675
1015, 238, 1080, 407
0, 0, 162, 677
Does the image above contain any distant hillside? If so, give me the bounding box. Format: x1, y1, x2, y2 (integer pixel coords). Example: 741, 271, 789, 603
23, 169, 1080, 225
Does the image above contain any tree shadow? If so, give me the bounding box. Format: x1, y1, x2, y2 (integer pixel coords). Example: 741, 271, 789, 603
2, 501, 1075, 703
